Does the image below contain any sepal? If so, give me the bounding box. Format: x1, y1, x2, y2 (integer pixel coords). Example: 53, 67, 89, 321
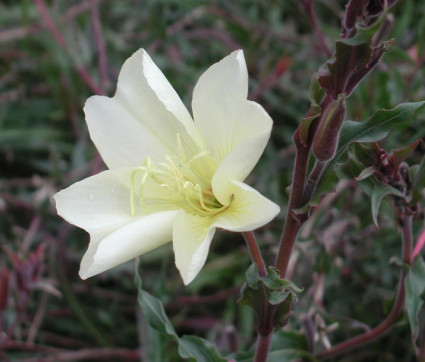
238, 264, 303, 334
299, 74, 326, 145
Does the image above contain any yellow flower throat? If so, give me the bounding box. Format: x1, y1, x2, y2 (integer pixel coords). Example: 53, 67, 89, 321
129, 135, 227, 217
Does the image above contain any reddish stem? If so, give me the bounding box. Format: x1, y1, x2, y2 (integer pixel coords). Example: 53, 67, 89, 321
302, 0, 332, 57
254, 332, 273, 362
275, 128, 311, 278
242, 231, 274, 361
35, 0, 103, 95
243, 231, 267, 278
34, 0, 66, 47
316, 214, 413, 359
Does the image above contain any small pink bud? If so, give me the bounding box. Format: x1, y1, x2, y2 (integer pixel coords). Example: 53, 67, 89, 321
275, 56, 291, 76
412, 229, 425, 263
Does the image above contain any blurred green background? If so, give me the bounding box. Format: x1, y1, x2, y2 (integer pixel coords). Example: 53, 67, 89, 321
1, 0, 425, 360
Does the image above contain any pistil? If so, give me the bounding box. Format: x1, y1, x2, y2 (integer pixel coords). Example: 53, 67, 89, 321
129, 137, 229, 217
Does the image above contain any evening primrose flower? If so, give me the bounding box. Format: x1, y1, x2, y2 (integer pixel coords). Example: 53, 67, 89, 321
54, 49, 279, 285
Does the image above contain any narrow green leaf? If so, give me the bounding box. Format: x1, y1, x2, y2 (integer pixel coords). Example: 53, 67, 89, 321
371, 184, 404, 227
405, 255, 425, 342
135, 260, 225, 361
135, 262, 176, 337
179, 336, 226, 362
356, 165, 376, 181
267, 349, 317, 362
139, 290, 176, 336
339, 102, 425, 153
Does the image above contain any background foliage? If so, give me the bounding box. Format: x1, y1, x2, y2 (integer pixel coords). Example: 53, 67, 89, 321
1, 0, 425, 361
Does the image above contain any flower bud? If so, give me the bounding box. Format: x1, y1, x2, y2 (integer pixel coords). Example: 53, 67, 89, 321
312, 94, 346, 161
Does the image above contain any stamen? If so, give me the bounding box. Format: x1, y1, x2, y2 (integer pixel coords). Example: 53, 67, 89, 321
187, 151, 210, 165
130, 168, 137, 217
129, 156, 167, 216
195, 184, 227, 214
176, 133, 186, 163
129, 136, 230, 217
195, 184, 212, 212
183, 182, 206, 214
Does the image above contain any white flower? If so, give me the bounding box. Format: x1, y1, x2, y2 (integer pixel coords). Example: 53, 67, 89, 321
54, 49, 280, 285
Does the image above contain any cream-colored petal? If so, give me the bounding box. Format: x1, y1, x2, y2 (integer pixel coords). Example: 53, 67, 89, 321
121, 49, 201, 147
54, 168, 176, 280
192, 50, 272, 203
85, 49, 204, 169
80, 210, 177, 279
54, 168, 139, 241
192, 50, 272, 160
214, 181, 280, 232
172, 181, 279, 285
192, 50, 248, 159
173, 211, 216, 285
84, 97, 174, 168
211, 101, 272, 204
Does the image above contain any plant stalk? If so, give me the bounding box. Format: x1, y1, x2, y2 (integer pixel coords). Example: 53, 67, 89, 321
243, 231, 267, 278
254, 332, 273, 362
316, 213, 413, 359
275, 128, 311, 278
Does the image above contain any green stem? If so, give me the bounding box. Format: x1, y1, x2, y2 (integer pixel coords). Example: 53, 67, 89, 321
243, 231, 267, 278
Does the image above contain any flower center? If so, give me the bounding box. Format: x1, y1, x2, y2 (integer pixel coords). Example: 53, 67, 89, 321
129, 135, 227, 217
